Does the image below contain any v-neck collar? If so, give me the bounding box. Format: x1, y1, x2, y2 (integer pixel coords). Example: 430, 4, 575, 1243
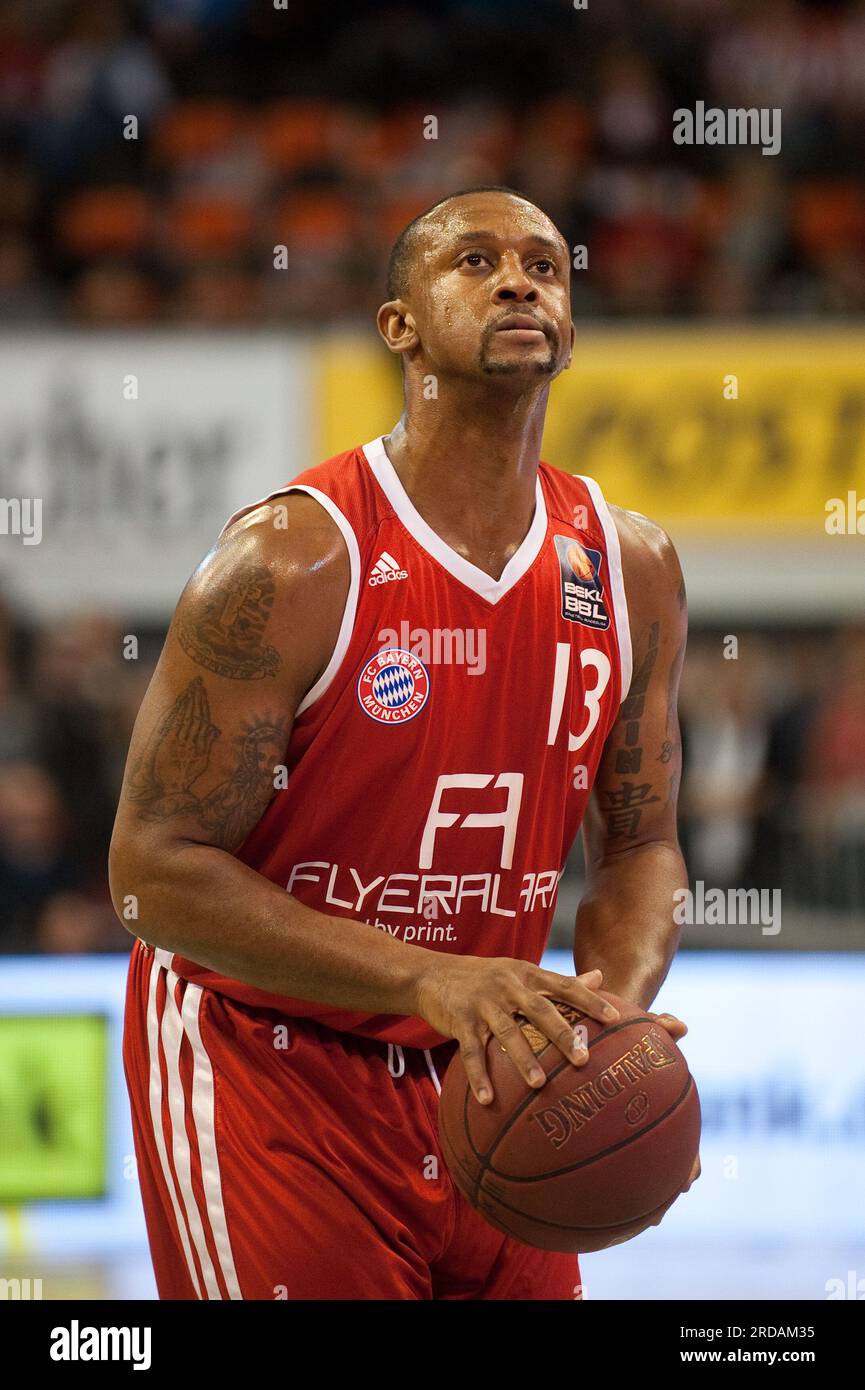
361, 434, 548, 606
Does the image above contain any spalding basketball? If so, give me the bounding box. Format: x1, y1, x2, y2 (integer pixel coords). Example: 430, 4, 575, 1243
437, 993, 700, 1253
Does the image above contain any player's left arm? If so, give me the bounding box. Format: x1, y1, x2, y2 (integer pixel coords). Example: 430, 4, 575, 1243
575, 507, 689, 1037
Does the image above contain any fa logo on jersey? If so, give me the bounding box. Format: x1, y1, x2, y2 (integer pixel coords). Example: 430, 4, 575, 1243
357, 648, 430, 724
553, 534, 610, 630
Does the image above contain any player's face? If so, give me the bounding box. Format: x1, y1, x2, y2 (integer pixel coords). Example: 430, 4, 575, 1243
411, 194, 573, 381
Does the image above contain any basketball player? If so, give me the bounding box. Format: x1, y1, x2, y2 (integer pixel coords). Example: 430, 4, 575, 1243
111, 186, 697, 1301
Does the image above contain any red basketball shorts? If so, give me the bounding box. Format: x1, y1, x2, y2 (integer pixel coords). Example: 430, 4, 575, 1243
123, 940, 582, 1300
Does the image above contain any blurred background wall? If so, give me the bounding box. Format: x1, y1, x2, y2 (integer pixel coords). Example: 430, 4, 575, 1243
0, 0, 863, 1299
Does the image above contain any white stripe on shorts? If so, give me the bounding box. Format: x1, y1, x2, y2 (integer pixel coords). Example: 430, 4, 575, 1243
160, 966, 222, 1298
145, 952, 202, 1298
144, 950, 241, 1299
181, 983, 242, 1298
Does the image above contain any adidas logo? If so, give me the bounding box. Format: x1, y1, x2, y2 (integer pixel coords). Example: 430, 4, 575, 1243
368, 552, 408, 586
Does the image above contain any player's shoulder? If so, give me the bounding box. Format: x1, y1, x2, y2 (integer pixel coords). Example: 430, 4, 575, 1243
217, 490, 348, 580
190, 439, 392, 626
178, 487, 351, 653
610, 505, 686, 616
611, 504, 677, 565
211, 441, 374, 580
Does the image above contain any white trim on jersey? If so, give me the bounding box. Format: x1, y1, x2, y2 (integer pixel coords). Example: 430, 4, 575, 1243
576, 474, 633, 702
362, 434, 548, 606
143, 950, 242, 1300
288, 484, 361, 716
218, 482, 361, 719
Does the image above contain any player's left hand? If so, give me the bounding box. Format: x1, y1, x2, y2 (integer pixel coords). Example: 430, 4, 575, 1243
642, 1009, 700, 1195
646, 1011, 699, 1188
645, 1010, 687, 1041
682, 1152, 701, 1192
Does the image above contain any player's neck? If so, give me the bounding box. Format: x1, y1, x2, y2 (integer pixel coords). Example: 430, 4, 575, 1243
383, 388, 548, 581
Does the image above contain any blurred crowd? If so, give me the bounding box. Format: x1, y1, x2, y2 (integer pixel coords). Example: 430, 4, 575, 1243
679, 631, 865, 913
2, 0, 865, 325
0, 597, 152, 953
0, 588, 863, 954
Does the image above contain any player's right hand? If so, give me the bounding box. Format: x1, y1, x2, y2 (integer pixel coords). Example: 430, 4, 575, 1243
413, 955, 619, 1104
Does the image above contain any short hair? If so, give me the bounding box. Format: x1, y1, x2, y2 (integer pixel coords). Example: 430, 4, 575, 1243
385, 185, 542, 301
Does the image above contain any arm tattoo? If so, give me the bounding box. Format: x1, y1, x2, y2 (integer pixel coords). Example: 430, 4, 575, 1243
601, 779, 662, 840
658, 637, 685, 795
176, 565, 282, 679
127, 677, 289, 849
604, 623, 663, 840
612, 621, 659, 777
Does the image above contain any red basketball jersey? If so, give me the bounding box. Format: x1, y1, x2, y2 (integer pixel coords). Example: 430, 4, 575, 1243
152, 436, 633, 1047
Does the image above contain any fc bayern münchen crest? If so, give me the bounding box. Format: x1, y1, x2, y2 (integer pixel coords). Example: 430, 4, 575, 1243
356, 648, 430, 724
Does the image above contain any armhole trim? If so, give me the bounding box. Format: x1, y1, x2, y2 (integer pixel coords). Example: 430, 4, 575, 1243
575, 475, 633, 702
288, 484, 361, 716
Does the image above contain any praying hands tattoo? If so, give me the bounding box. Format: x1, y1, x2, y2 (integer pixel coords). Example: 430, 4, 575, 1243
127, 677, 288, 850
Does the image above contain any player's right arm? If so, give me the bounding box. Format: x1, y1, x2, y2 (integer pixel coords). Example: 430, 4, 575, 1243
109, 494, 613, 1102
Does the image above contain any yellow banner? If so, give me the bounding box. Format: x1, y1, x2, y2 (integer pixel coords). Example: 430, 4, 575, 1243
317, 331, 865, 531
318, 336, 402, 466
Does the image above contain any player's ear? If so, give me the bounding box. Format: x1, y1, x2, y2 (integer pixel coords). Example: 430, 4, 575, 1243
376, 300, 419, 358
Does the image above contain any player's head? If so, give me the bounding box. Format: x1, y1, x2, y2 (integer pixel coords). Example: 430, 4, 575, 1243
377, 186, 574, 389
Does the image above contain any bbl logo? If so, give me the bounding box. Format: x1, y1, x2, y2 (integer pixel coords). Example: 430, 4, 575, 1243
553, 534, 610, 630
357, 648, 430, 724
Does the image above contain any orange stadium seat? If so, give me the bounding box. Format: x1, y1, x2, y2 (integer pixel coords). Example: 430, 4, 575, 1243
690, 181, 732, 243
256, 101, 334, 173
57, 188, 154, 257
345, 108, 433, 177
527, 94, 593, 161
792, 181, 865, 257
152, 99, 247, 165
272, 191, 357, 253
462, 110, 517, 169
167, 193, 256, 258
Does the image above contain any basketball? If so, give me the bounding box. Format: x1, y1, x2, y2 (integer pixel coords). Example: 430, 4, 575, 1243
438, 993, 701, 1253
